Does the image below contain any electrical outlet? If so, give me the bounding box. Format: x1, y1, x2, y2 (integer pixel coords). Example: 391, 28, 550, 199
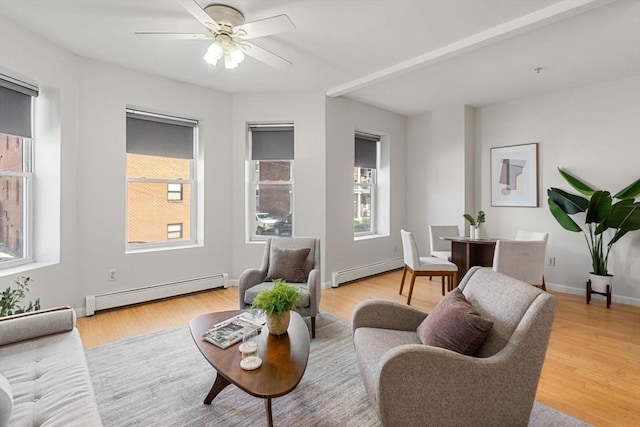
548, 257, 556, 267
108, 269, 117, 281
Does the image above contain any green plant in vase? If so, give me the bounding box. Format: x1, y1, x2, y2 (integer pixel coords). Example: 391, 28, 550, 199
1, 276, 41, 317
463, 210, 486, 239
547, 168, 640, 292
252, 279, 301, 335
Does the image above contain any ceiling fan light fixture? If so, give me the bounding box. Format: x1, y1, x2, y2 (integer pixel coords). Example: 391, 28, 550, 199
229, 46, 245, 64
224, 52, 239, 69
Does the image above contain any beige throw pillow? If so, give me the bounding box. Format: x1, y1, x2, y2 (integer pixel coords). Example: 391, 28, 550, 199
416, 287, 493, 356
266, 247, 311, 283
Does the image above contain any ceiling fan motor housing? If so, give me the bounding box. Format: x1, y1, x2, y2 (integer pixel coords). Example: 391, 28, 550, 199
204, 4, 245, 30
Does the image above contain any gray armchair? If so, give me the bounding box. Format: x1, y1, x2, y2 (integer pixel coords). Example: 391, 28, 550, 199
352, 266, 558, 427
239, 237, 321, 338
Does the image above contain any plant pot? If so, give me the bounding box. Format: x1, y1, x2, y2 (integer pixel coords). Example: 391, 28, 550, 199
266, 311, 291, 336
589, 273, 613, 293
471, 225, 481, 239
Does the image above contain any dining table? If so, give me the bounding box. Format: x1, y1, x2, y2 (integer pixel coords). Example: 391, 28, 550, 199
441, 236, 501, 280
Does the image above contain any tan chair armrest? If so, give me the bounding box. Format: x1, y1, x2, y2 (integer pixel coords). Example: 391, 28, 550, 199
352, 299, 428, 333
0, 306, 76, 346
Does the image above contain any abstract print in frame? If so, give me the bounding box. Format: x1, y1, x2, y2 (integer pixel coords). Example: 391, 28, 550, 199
491, 143, 538, 207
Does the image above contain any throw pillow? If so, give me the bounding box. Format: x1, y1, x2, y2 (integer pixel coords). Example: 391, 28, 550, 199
416, 287, 493, 356
266, 247, 311, 283
0, 372, 13, 426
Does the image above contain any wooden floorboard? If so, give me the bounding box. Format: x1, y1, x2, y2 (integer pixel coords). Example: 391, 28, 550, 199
77, 269, 640, 426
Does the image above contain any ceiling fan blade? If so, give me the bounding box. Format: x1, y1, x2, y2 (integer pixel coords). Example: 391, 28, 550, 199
244, 42, 292, 70
178, 0, 218, 31
235, 15, 295, 40
135, 32, 212, 40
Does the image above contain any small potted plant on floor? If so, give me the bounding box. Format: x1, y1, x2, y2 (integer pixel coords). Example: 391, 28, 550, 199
547, 168, 640, 292
1, 276, 41, 317
252, 279, 301, 335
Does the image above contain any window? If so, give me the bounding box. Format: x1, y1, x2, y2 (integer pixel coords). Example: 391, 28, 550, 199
354, 132, 379, 236
248, 124, 294, 240
167, 183, 183, 201
0, 75, 37, 268
126, 109, 197, 248
167, 223, 183, 239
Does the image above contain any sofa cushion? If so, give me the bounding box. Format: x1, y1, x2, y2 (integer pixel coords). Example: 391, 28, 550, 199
0, 372, 12, 427
266, 247, 311, 283
0, 329, 102, 426
417, 287, 493, 356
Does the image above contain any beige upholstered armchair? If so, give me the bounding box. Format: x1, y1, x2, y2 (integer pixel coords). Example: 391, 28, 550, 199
239, 237, 321, 338
352, 267, 558, 427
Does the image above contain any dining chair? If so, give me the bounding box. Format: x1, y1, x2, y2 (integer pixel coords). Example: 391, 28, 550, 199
515, 230, 549, 290
428, 225, 459, 261
492, 240, 547, 290
400, 229, 458, 305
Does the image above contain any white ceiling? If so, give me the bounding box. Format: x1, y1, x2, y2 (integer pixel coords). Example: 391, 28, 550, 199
0, 0, 638, 116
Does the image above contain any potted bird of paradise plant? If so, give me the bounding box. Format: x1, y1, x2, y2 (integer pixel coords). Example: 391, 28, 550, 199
547, 168, 640, 292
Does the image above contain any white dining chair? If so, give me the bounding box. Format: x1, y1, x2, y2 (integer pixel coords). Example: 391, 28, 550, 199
400, 229, 458, 305
492, 240, 547, 290
428, 225, 459, 261
515, 230, 549, 290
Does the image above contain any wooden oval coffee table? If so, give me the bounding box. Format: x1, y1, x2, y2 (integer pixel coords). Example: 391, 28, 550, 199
190, 310, 310, 427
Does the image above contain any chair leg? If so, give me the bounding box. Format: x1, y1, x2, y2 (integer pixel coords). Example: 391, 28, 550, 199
311, 316, 316, 339
399, 265, 408, 295
541, 276, 547, 291
407, 272, 417, 305
440, 276, 445, 296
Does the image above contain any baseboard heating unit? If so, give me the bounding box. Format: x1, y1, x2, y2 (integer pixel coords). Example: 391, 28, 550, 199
85, 273, 228, 316
331, 258, 403, 287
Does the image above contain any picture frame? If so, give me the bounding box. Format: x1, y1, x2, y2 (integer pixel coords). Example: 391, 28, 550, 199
490, 143, 538, 207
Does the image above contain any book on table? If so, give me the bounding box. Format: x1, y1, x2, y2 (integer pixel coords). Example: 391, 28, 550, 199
202, 312, 264, 349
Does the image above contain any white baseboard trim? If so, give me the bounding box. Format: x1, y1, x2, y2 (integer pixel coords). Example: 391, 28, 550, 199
84, 273, 228, 316
546, 282, 640, 307
331, 258, 404, 287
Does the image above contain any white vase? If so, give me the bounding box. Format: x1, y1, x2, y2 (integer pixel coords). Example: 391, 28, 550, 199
471, 225, 481, 239
589, 273, 613, 293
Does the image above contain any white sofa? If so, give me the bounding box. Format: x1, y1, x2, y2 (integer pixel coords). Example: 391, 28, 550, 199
0, 307, 102, 426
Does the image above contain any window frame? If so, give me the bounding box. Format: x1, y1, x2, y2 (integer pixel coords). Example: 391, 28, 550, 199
246, 123, 294, 242
0, 75, 37, 270
354, 132, 380, 238
167, 182, 183, 201
125, 109, 198, 251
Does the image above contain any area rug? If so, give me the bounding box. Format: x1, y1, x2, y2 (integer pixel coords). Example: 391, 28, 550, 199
86, 314, 588, 427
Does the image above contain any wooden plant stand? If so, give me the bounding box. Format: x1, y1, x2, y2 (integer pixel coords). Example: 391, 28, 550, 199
586, 280, 611, 308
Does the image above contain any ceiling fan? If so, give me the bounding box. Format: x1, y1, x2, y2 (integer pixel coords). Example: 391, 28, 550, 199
135, 1, 296, 70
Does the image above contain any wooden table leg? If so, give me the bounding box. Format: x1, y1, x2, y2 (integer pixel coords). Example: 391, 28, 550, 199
204, 373, 231, 404
265, 398, 273, 427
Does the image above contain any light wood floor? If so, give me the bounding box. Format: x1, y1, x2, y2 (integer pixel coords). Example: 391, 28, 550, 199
77, 270, 640, 427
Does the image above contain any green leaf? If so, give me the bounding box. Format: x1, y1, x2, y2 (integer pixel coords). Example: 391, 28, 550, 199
585, 191, 612, 225
613, 178, 640, 200
463, 214, 476, 226
608, 229, 628, 247
547, 188, 588, 214
558, 168, 595, 196
607, 200, 640, 231
548, 197, 582, 232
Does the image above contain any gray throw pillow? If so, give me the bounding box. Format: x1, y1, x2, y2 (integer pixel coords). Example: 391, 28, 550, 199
416, 287, 493, 356
266, 247, 311, 283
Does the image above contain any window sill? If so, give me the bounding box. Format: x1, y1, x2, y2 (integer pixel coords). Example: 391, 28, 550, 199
354, 233, 388, 241
126, 242, 202, 255
0, 260, 58, 278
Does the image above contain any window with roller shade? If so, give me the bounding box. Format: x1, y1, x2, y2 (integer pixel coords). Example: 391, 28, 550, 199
126, 109, 197, 249
0, 75, 38, 268
248, 124, 294, 240
354, 132, 379, 236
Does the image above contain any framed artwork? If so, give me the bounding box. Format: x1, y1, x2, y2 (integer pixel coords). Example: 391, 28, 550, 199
490, 143, 538, 207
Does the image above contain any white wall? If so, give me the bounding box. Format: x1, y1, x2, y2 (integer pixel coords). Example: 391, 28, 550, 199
325, 97, 406, 282
476, 76, 640, 303
76, 59, 233, 307
230, 92, 327, 283
406, 106, 470, 253
0, 16, 81, 309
